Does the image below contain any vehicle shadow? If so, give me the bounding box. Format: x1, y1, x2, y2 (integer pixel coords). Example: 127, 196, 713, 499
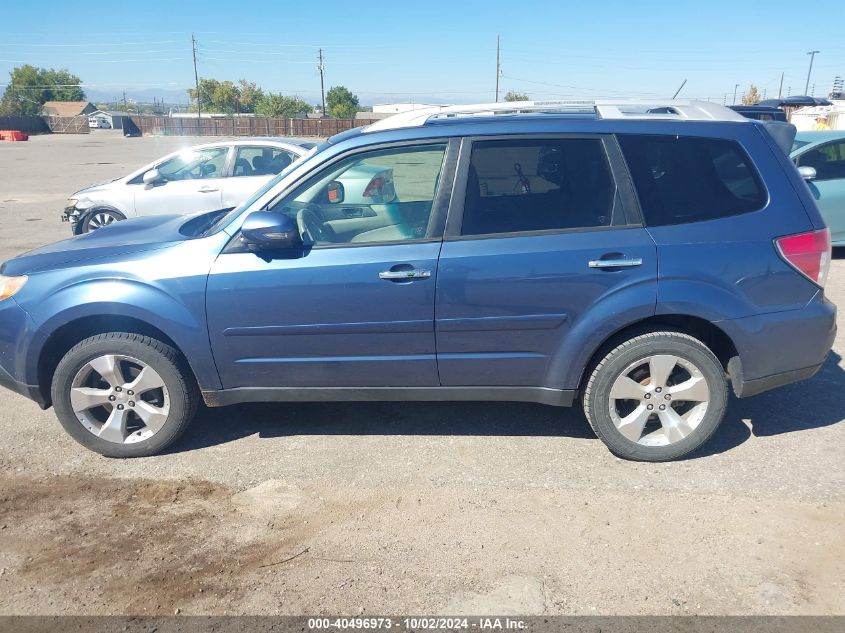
170, 350, 845, 459
687, 350, 845, 459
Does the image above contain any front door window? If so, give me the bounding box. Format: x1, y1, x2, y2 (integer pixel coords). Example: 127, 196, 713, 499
267, 144, 448, 246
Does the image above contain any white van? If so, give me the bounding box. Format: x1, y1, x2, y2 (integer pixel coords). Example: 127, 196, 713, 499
88, 116, 111, 129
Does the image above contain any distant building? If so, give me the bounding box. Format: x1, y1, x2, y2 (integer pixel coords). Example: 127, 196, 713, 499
356, 103, 446, 121
41, 101, 97, 117
87, 110, 135, 130
791, 100, 845, 131
372, 103, 442, 114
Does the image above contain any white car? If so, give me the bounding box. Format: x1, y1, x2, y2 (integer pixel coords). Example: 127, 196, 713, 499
62, 138, 316, 234
88, 116, 111, 129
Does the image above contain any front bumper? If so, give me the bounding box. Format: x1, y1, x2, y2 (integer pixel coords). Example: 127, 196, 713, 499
61, 205, 83, 234
0, 299, 47, 408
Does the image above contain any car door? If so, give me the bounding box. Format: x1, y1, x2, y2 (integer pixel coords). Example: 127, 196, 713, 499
133, 146, 227, 216
206, 140, 456, 389
435, 136, 657, 389
795, 139, 845, 245
220, 145, 301, 209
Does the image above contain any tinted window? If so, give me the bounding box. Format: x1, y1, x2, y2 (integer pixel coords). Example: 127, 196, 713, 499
460, 139, 616, 236
268, 144, 447, 246
796, 141, 845, 181
618, 135, 766, 226
234, 146, 297, 177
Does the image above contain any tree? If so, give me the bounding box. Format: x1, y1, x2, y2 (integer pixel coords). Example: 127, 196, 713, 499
237, 80, 264, 113
212, 80, 240, 114
741, 84, 761, 105
0, 65, 84, 115
187, 78, 265, 114
256, 93, 312, 118
187, 78, 221, 112
326, 86, 360, 119
504, 90, 529, 102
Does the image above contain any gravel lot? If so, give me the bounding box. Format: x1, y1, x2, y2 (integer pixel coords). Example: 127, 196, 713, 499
0, 132, 843, 616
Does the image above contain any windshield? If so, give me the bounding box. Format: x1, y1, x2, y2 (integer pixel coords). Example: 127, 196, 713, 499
200, 144, 323, 236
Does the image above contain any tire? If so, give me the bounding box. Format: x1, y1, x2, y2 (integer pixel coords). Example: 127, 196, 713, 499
51, 333, 199, 458
80, 208, 125, 233
583, 331, 728, 462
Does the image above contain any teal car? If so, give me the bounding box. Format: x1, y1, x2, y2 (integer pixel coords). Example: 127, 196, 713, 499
791, 131, 845, 247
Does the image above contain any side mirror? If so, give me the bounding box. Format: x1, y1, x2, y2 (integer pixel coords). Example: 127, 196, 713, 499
241, 211, 301, 250
143, 168, 162, 187
325, 180, 345, 204
798, 165, 817, 181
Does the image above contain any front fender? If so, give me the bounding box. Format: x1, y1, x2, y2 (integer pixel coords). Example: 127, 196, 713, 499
18, 268, 221, 392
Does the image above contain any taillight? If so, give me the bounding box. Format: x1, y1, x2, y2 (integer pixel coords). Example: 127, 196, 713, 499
363, 176, 385, 198
775, 228, 831, 288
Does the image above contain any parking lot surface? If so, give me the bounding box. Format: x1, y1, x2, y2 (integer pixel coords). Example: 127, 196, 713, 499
0, 133, 843, 615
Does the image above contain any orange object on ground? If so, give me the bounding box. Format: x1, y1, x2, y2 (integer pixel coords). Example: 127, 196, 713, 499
0, 130, 28, 141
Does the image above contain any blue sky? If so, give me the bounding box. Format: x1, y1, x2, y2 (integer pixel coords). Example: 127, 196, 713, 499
1, 0, 843, 106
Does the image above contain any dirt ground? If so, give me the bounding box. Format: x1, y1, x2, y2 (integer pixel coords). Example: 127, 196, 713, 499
0, 132, 843, 616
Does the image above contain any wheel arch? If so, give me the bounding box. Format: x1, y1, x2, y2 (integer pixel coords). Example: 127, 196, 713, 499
575, 314, 739, 393
76, 205, 127, 234
36, 315, 196, 408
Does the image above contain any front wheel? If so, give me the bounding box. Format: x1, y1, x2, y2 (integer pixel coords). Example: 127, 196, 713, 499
51, 333, 199, 457
80, 208, 124, 233
583, 331, 728, 462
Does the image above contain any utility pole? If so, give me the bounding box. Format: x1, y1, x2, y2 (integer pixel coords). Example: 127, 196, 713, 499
778, 72, 784, 98
318, 48, 326, 117
122, 91, 127, 112
192, 33, 201, 120
732, 83, 739, 105
805, 50, 820, 95
495, 34, 501, 102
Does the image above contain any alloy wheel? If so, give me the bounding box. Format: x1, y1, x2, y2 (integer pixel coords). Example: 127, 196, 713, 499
607, 354, 710, 446
70, 354, 170, 444
86, 212, 117, 231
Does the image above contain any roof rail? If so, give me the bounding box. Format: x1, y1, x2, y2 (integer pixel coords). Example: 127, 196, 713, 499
364, 99, 747, 132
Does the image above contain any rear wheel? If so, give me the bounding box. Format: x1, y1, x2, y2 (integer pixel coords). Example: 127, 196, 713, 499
51, 333, 198, 457
583, 331, 728, 462
81, 208, 124, 233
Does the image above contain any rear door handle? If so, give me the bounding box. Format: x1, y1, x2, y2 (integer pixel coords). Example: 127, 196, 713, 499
379, 268, 432, 280
198, 186, 219, 193
588, 257, 643, 269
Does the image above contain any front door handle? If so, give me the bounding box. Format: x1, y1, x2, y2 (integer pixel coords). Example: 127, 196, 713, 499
588, 257, 643, 269
198, 186, 219, 193
379, 268, 432, 280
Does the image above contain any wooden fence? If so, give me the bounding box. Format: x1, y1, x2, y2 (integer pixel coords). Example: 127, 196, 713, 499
46, 116, 90, 134
128, 116, 377, 137
0, 115, 51, 134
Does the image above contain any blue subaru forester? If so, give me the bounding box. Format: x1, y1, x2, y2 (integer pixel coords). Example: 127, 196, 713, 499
0, 101, 836, 461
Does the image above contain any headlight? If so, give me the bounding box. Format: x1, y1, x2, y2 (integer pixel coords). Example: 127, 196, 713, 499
66, 198, 78, 208
0, 275, 27, 301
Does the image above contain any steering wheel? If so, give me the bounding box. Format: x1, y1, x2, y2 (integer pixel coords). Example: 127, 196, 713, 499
296, 207, 328, 243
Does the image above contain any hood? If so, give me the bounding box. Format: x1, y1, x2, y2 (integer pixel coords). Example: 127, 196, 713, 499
73, 177, 123, 197
0, 214, 189, 276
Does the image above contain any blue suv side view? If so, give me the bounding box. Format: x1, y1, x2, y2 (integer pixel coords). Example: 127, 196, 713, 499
0, 101, 836, 461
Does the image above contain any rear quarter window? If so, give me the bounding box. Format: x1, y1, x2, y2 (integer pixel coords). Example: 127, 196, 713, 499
618, 135, 766, 226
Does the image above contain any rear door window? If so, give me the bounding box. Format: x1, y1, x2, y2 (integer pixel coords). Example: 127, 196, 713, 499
460, 138, 617, 236
234, 146, 297, 177
618, 135, 766, 226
